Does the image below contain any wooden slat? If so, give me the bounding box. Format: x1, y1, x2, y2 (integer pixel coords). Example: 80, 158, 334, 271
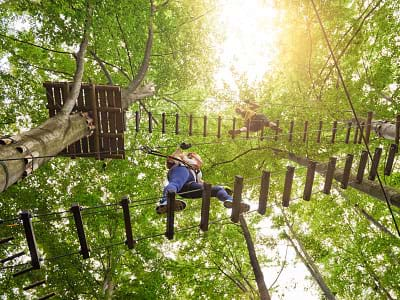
99, 133, 124, 138
368, 147, 382, 181
23, 279, 46, 291
53, 86, 66, 155
341, 154, 354, 189
0, 251, 25, 264
188, 114, 193, 136
258, 171, 270, 215
148, 112, 153, 133
289, 120, 294, 142
260, 125, 265, 141
303, 161, 316, 201
20, 211, 40, 269
282, 166, 295, 207
175, 113, 179, 135
232, 117, 236, 139
98, 88, 110, 155
120, 196, 136, 249
135, 111, 140, 132
274, 120, 280, 141
203, 116, 207, 137
70, 204, 90, 259
90, 84, 100, 160
165, 191, 175, 240
231, 176, 244, 223
396, 115, 400, 145
345, 121, 352, 144
107, 89, 118, 155
200, 183, 211, 232
303, 121, 308, 143
246, 119, 250, 139
162, 113, 166, 134
356, 150, 368, 183
13, 266, 34, 277
323, 157, 337, 194
79, 87, 89, 154
357, 122, 364, 144
365, 112, 373, 144
114, 88, 124, 155
353, 125, 359, 144
38, 292, 56, 300
63, 83, 77, 157
384, 144, 398, 176
331, 121, 338, 143
317, 120, 322, 143
0, 236, 14, 245
217, 116, 222, 138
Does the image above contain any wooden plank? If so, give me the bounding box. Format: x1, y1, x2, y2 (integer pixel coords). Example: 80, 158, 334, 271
396, 115, 400, 145
53, 86, 67, 155
23, 279, 46, 291
79, 87, 89, 154
258, 171, 270, 215
365, 111, 373, 144
165, 191, 175, 240
107, 89, 118, 155
135, 111, 140, 132
274, 120, 280, 141
188, 114, 193, 136
353, 125, 359, 144
162, 113, 166, 134
282, 166, 295, 207
341, 154, 354, 189
0, 236, 14, 245
317, 120, 322, 143
232, 117, 236, 139
98, 87, 110, 156
231, 175, 244, 223
217, 116, 222, 138
89, 84, 100, 160
323, 157, 337, 194
345, 121, 352, 144
303, 161, 316, 201
303, 121, 308, 143
356, 150, 368, 183
384, 144, 398, 176
260, 124, 265, 141
20, 211, 40, 269
175, 113, 179, 135
331, 121, 338, 144
203, 116, 207, 137
368, 147, 382, 181
0, 251, 25, 264
120, 196, 136, 249
99, 133, 124, 138
289, 120, 294, 142
246, 119, 250, 139
200, 183, 211, 232
44, 84, 56, 117
38, 292, 56, 300
70, 204, 90, 259
13, 266, 34, 277
148, 112, 153, 133
63, 83, 77, 157
357, 122, 364, 144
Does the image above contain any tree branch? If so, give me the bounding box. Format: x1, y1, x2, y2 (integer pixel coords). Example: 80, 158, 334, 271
89, 50, 113, 84
115, 13, 135, 77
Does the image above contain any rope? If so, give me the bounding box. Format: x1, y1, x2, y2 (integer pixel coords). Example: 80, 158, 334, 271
310, 0, 400, 237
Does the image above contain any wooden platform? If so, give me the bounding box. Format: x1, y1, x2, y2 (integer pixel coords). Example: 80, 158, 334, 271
44, 82, 125, 159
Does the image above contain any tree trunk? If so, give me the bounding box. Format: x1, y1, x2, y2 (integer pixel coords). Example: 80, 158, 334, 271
103, 270, 114, 300
275, 149, 400, 208
239, 215, 271, 300
0, 114, 91, 192
372, 121, 397, 141
283, 214, 336, 300
121, 83, 155, 110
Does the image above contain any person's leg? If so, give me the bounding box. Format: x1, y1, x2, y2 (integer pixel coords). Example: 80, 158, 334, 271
162, 166, 190, 201
211, 185, 232, 202
179, 181, 204, 198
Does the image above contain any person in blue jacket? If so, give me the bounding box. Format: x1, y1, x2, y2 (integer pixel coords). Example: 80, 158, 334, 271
156, 150, 250, 214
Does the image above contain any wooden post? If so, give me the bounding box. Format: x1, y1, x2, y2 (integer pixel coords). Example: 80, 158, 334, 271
258, 171, 270, 215
396, 115, 400, 145
345, 121, 352, 144
161, 113, 166, 134
175, 113, 179, 135
148, 112, 152, 133
0, 236, 14, 245
200, 183, 211, 232
165, 191, 175, 240
357, 122, 364, 144
246, 119, 250, 139
274, 120, 280, 141
365, 111, 373, 144
331, 121, 338, 143
20, 211, 40, 269
353, 125, 359, 144
289, 121, 294, 143
341, 154, 354, 189
317, 120, 323, 143
323, 157, 337, 194
232, 117, 236, 139
282, 166, 295, 207
189, 114, 193, 136
0, 251, 25, 264
384, 144, 398, 176
23, 280, 46, 291
135, 111, 140, 133
260, 125, 265, 141
70, 204, 90, 259
90, 84, 101, 160
368, 147, 382, 181
303, 161, 316, 201
217, 116, 222, 139
303, 121, 308, 143
120, 196, 136, 249
203, 116, 207, 137
38, 292, 56, 300
356, 150, 368, 184
231, 176, 244, 223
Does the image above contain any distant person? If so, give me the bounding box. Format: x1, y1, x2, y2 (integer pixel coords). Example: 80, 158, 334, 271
156, 149, 250, 214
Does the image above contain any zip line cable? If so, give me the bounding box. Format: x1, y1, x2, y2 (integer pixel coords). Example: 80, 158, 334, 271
310, 0, 400, 237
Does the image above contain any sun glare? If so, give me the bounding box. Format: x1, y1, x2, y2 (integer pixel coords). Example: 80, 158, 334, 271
214, 0, 280, 89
